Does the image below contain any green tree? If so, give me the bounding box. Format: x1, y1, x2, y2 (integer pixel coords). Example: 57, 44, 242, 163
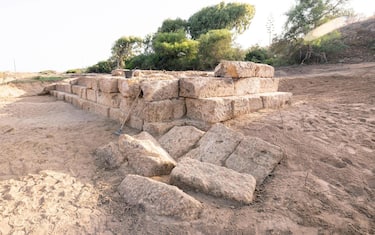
188, 2, 255, 39
86, 60, 114, 73
158, 18, 188, 33
111, 36, 142, 69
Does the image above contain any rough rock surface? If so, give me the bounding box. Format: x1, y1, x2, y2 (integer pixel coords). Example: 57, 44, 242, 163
171, 158, 256, 204
225, 137, 284, 185
94, 141, 125, 169
233, 77, 260, 95
118, 132, 176, 176
118, 78, 141, 98
214, 60, 274, 78
260, 92, 292, 109
158, 126, 205, 159
183, 123, 243, 166
140, 79, 179, 101
141, 99, 186, 122
186, 97, 233, 123
179, 76, 234, 98
232, 95, 263, 117
118, 174, 203, 220
98, 77, 119, 93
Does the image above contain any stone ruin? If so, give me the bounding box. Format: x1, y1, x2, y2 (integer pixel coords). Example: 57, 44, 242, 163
47, 61, 292, 220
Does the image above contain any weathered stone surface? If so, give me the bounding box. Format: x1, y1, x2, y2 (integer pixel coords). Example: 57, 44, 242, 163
71, 96, 83, 109
143, 120, 186, 137
127, 115, 144, 130
97, 91, 120, 108
99, 77, 119, 93
141, 79, 179, 101
159, 126, 205, 159
141, 99, 186, 122
63, 93, 75, 104
119, 97, 134, 112
109, 108, 123, 122
259, 77, 279, 93
214, 60, 274, 78
179, 76, 234, 98
232, 95, 263, 117
82, 101, 109, 117
233, 77, 260, 95
183, 123, 243, 166
171, 158, 256, 204
56, 91, 65, 100
95, 142, 126, 169
186, 97, 233, 123
118, 174, 202, 220
111, 69, 125, 76
225, 137, 284, 185
118, 78, 141, 98
118, 132, 176, 176
86, 89, 97, 102
72, 85, 87, 99
77, 76, 96, 89
260, 92, 292, 109
56, 83, 72, 93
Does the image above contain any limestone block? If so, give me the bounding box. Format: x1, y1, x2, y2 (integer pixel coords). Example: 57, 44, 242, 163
97, 91, 120, 108
233, 77, 260, 95
86, 89, 97, 102
99, 77, 119, 93
143, 120, 186, 137
118, 174, 202, 220
183, 123, 243, 166
171, 158, 256, 204
186, 97, 233, 123
77, 76, 95, 89
71, 95, 83, 109
179, 76, 234, 98
56, 83, 72, 93
119, 97, 134, 112
141, 99, 186, 122
225, 137, 284, 185
63, 93, 74, 104
109, 108, 123, 122
232, 95, 263, 117
72, 85, 87, 99
95, 142, 126, 169
214, 60, 274, 78
118, 132, 176, 177
259, 77, 279, 93
91, 77, 100, 90
82, 101, 109, 117
141, 79, 179, 101
118, 78, 141, 98
56, 91, 65, 100
159, 126, 205, 159
127, 115, 144, 130
260, 92, 292, 109
49, 90, 57, 97
111, 69, 125, 76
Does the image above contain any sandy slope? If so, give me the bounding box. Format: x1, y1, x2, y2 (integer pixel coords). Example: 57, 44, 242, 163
0, 63, 374, 234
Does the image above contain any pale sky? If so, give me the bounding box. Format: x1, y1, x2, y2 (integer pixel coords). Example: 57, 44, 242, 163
0, 0, 373, 72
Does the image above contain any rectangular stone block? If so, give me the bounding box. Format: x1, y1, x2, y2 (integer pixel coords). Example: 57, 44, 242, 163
119, 97, 134, 112
71, 95, 83, 109
56, 91, 65, 100
77, 76, 95, 89
86, 89, 97, 102
109, 108, 123, 122
260, 92, 292, 109
141, 79, 179, 101
63, 93, 75, 104
255, 63, 275, 78
186, 97, 233, 123
141, 99, 186, 122
97, 91, 120, 108
81, 100, 109, 117
259, 77, 279, 93
233, 77, 260, 96
56, 83, 72, 93
232, 95, 263, 117
118, 78, 141, 98
99, 77, 119, 93
179, 76, 234, 98
71, 85, 87, 99
127, 115, 144, 130
214, 60, 274, 78
143, 119, 186, 137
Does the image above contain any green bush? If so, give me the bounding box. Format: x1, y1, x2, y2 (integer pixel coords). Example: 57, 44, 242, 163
65, 68, 85, 74
86, 60, 114, 73
244, 46, 270, 64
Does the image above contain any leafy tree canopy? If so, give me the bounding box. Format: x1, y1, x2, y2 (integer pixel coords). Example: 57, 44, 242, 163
111, 36, 143, 68
188, 2, 255, 39
158, 18, 188, 33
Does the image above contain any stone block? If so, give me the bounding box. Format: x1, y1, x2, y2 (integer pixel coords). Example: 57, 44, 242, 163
232, 95, 263, 117
82, 101, 109, 117
56, 91, 65, 100
77, 76, 95, 88
260, 92, 292, 109
233, 77, 260, 95
214, 60, 274, 78
186, 97, 233, 123
143, 119, 186, 137
141, 79, 179, 101
170, 158, 256, 204
71, 95, 83, 109
159, 126, 205, 159
179, 76, 234, 98
86, 89, 97, 102
111, 69, 125, 76
141, 99, 186, 122
255, 63, 275, 78
127, 115, 144, 130
118, 78, 141, 98
118, 132, 176, 177
56, 83, 72, 93
95, 142, 126, 169
119, 97, 134, 112
99, 77, 119, 93
118, 174, 202, 220
72, 85, 87, 99
259, 77, 279, 93
225, 137, 284, 185
63, 93, 75, 104
183, 123, 243, 166
109, 108, 123, 122
97, 91, 120, 108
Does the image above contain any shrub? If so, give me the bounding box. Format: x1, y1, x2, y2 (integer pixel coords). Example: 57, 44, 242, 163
86, 60, 114, 74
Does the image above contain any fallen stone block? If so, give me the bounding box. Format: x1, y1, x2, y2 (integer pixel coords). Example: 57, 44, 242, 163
259, 77, 279, 93
141, 79, 179, 101
56, 83, 72, 93
118, 132, 176, 177
232, 95, 263, 117
260, 92, 292, 109
214, 60, 274, 78
95, 142, 126, 169
97, 91, 120, 108
225, 137, 284, 185
118, 174, 202, 220
141, 99, 186, 123
99, 77, 119, 93
233, 77, 260, 95
159, 126, 205, 159
171, 158, 256, 204
72, 85, 87, 99
86, 89, 97, 102
186, 97, 233, 123
183, 123, 243, 166
118, 78, 141, 98
179, 76, 234, 98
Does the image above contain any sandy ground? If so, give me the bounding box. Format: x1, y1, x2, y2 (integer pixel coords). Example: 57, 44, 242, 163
0, 63, 374, 234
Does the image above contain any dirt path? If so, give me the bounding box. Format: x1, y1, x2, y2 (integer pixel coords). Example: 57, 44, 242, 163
0, 63, 374, 234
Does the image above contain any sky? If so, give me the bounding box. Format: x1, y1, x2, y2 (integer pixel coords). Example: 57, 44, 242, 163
0, 0, 373, 72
